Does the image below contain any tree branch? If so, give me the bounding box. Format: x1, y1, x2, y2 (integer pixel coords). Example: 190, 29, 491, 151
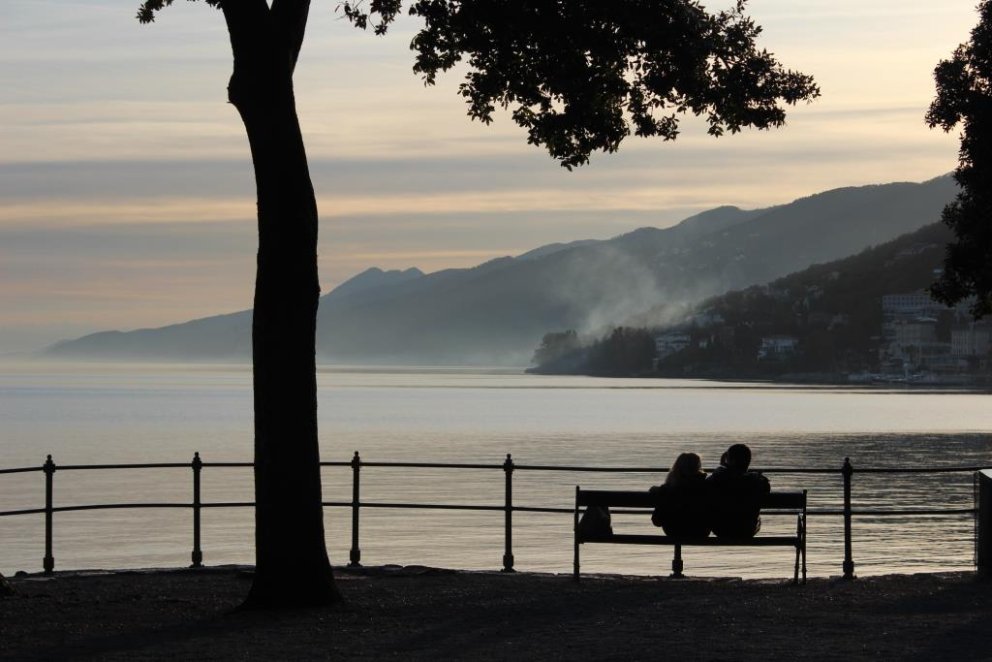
271, 0, 311, 73
220, 0, 271, 64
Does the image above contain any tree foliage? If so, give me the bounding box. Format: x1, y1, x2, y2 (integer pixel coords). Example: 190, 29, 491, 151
927, 0, 992, 317
586, 327, 657, 376
138, 0, 219, 23
532, 329, 581, 366
342, 0, 819, 168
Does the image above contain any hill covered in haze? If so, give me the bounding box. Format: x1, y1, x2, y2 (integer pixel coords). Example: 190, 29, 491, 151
46, 175, 957, 365
532, 222, 958, 378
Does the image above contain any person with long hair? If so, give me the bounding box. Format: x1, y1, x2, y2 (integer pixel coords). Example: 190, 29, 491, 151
650, 452, 710, 538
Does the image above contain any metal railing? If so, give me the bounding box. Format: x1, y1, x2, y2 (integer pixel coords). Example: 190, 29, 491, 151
0, 453, 986, 578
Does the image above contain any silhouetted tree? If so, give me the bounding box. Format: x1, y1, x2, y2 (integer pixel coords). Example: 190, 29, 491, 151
587, 327, 657, 375
137, 0, 817, 607
927, 0, 992, 317
532, 330, 581, 367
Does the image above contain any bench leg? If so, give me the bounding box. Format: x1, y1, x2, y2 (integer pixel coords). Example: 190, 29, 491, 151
794, 546, 800, 584
801, 515, 807, 584
573, 498, 580, 582
794, 517, 801, 584
801, 545, 807, 584
574, 543, 580, 583
670, 543, 684, 578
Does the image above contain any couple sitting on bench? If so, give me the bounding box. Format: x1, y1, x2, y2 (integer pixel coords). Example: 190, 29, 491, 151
650, 443, 770, 540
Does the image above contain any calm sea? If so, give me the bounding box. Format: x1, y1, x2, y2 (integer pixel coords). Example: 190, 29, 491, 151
1, 361, 990, 579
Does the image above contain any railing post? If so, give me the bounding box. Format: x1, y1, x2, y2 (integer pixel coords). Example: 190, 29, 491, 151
43, 455, 55, 575
349, 451, 362, 567
842, 457, 855, 579
502, 453, 515, 572
976, 469, 992, 575
191, 452, 203, 568
671, 543, 684, 578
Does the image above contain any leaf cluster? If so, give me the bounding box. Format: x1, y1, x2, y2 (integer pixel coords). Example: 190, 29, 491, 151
137, 0, 221, 24
346, 0, 819, 168
926, 0, 992, 317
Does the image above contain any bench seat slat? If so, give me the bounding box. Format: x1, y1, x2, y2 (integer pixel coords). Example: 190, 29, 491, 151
762, 492, 807, 509
578, 491, 655, 507
577, 489, 805, 510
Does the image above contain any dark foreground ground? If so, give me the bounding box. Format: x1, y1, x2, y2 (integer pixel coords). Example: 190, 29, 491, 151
2, 567, 991, 661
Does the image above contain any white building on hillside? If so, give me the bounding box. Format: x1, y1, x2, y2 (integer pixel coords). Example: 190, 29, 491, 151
758, 335, 798, 360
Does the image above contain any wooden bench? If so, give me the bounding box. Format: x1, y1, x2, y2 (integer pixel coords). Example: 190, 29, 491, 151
574, 487, 807, 583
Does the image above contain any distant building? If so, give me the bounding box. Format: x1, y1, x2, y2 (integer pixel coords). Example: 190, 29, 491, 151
952, 325, 992, 357
654, 332, 691, 359
881, 293, 946, 320
880, 291, 951, 371
758, 335, 798, 360
878, 290, 992, 375
892, 320, 937, 348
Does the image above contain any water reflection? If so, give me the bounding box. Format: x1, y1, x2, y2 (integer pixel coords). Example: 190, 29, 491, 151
0, 364, 990, 577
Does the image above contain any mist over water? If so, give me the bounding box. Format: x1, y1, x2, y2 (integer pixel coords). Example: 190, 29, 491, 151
1, 362, 989, 578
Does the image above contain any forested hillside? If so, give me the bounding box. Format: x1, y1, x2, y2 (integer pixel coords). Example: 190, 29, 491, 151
531, 223, 958, 379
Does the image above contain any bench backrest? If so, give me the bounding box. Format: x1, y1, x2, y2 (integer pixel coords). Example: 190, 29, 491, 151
577, 488, 805, 511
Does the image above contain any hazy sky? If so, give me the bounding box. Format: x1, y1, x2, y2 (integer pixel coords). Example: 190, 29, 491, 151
0, 1, 981, 352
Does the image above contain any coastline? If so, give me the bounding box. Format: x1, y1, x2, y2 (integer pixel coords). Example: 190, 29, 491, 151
527, 365, 992, 391
3, 566, 990, 660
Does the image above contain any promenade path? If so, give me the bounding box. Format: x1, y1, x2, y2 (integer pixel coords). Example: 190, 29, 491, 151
1, 567, 990, 660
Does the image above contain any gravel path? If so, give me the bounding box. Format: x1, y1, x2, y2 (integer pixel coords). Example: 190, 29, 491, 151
2, 567, 991, 661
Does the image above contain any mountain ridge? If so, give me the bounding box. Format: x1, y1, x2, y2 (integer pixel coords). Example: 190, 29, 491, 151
46, 175, 957, 364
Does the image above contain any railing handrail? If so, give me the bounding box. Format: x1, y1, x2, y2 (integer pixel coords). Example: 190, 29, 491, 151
0, 460, 992, 474
0, 466, 43, 475
57, 463, 192, 471
1, 502, 979, 516
6, 460, 987, 474
2, 453, 989, 578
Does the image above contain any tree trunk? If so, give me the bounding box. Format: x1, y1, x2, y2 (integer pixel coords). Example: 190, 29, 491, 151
0, 571, 14, 597
230, 57, 340, 608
